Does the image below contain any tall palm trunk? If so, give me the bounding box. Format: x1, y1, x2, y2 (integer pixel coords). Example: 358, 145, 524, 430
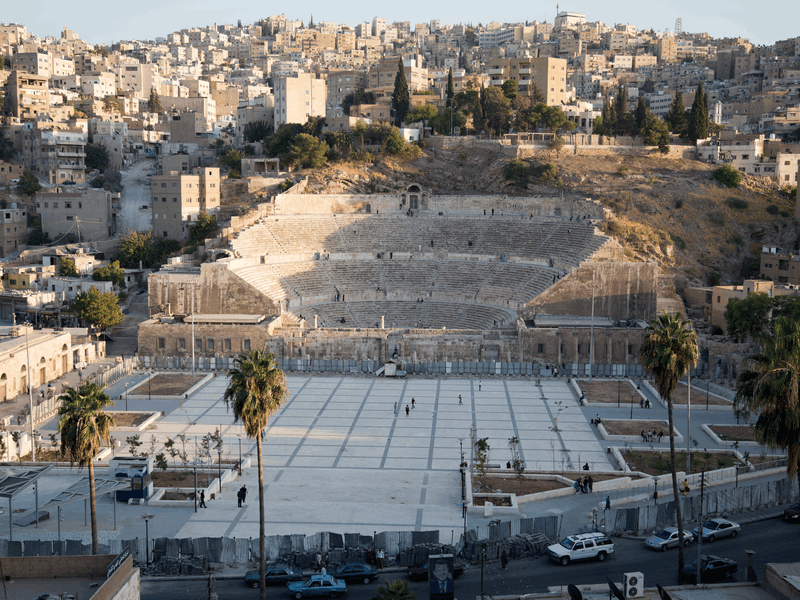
257, 434, 266, 600
88, 459, 99, 555
667, 395, 685, 579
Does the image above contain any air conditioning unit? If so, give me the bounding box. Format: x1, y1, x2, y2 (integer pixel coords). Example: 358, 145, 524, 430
623, 572, 644, 598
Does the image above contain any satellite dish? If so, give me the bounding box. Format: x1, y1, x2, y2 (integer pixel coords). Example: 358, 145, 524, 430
607, 578, 625, 600
567, 584, 583, 600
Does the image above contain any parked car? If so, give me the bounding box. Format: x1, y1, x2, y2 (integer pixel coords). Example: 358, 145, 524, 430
332, 563, 378, 584
546, 532, 615, 566
288, 574, 347, 599
783, 503, 800, 523
244, 563, 303, 588
645, 527, 694, 551
692, 518, 740, 542
406, 560, 465, 582
678, 554, 738, 584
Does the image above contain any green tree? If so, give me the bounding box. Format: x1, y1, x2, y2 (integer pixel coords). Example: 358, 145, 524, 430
71, 288, 123, 329
530, 104, 568, 131
287, 134, 328, 169
735, 317, 800, 493
530, 82, 545, 105
243, 120, 271, 144
19, 169, 42, 196
27, 229, 49, 246
446, 68, 455, 108
302, 116, 326, 138
223, 350, 288, 599
548, 135, 566, 158
218, 148, 244, 175
391, 58, 410, 126
373, 578, 417, 600
614, 84, 628, 136
501, 79, 519, 100
188, 213, 218, 245
687, 81, 709, 142
713, 164, 741, 188
432, 108, 466, 135
116, 230, 157, 268
58, 382, 115, 554
59, 258, 79, 277
665, 89, 687, 135
407, 103, 438, 125
267, 123, 305, 156
482, 87, 512, 135
102, 96, 124, 115
341, 89, 376, 116
85, 143, 110, 172
473, 88, 485, 133
383, 129, 407, 155
149, 87, 162, 114
634, 97, 648, 136
639, 312, 698, 579
92, 260, 126, 288
724, 292, 773, 342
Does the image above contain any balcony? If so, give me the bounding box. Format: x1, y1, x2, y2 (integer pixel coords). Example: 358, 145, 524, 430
57, 151, 86, 158
487, 68, 504, 75
518, 68, 532, 75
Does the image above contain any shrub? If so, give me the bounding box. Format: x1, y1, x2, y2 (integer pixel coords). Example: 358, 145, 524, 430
766, 204, 779, 215
503, 159, 529, 186
710, 325, 724, 335
729, 234, 744, 245
708, 211, 725, 226
708, 272, 721, 286
725, 198, 748, 210
530, 162, 558, 181
674, 199, 684, 209
780, 210, 790, 218
616, 165, 629, 177
671, 235, 687, 250
713, 164, 741, 188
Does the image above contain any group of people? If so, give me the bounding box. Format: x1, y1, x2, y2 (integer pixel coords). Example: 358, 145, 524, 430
574, 475, 594, 494
639, 397, 652, 409
237, 485, 248, 507
641, 430, 664, 443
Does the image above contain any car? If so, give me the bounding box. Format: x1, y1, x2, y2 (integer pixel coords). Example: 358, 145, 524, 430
288, 574, 347, 599
332, 563, 378, 584
692, 518, 740, 542
407, 560, 465, 582
678, 554, 738, 584
244, 563, 303, 588
783, 503, 800, 523
645, 527, 694, 551
546, 532, 615, 566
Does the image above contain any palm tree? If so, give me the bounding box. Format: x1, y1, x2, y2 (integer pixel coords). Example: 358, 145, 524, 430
373, 578, 417, 600
58, 382, 115, 555
735, 316, 800, 491
639, 312, 698, 579
223, 350, 288, 599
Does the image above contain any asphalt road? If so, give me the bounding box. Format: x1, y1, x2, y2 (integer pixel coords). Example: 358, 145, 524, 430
141, 518, 798, 600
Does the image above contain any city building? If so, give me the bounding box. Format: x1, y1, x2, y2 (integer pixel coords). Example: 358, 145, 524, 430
0, 206, 29, 257
36, 188, 119, 242
21, 125, 86, 184
273, 73, 327, 131
151, 167, 220, 240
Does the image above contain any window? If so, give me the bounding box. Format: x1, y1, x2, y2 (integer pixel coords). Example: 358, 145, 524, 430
53, 202, 58, 208
242, 339, 251, 351
628, 344, 633, 355
78, 203, 82, 209
577, 344, 582, 355
66, 215, 74, 220
207, 339, 215, 351
173, 198, 177, 203
537, 344, 544, 354
162, 197, 166, 202
716, 296, 721, 303
178, 338, 186, 350
224, 339, 231, 351
157, 337, 166, 350
65, 202, 72, 209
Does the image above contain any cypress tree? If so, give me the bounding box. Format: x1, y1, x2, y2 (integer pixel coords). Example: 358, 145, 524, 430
446, 67, 455, 108
615, 84, 628, 136
473, 85, 485, 133
391, 57, 410, 126
635, 96, 648, 137
665, 89, 687, 135
149, 87, 162, 114
599, 95, 612, 136
688, 81, 709, 142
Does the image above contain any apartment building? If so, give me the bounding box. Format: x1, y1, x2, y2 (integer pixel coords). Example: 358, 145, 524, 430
236, 95, 275, 144
485, 57, 567, 106
0, 207, 28, 257
2, 71, 50, 121
761, 247, 800, 285
22, 125, 86, 184
114, 62, 159, 98
11, 52, 52, 77
366, 57, 428, 96
36, 188, 118, 242
710, 279, 774, 333
1, 265, 55, 290
151, 167, 220, 240
273, 73, 327, 131
327, 71, 368, 110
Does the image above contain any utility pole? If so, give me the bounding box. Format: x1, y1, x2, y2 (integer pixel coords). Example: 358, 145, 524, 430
697, 470, 705, 585
588, 278, 596, 379
686, 372, 691, 473
191, 288, 195, 376
24, 322, 35, 462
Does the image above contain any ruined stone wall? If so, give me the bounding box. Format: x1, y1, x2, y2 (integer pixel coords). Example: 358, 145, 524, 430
273, 193, 397, 214
521, 261, 658, 323
148, 261, 278, 316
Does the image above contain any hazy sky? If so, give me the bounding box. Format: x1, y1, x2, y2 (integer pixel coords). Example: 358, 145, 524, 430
3, 1, 791, 47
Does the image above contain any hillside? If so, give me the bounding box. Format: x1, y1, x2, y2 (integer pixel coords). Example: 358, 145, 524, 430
293, 146, 798, 289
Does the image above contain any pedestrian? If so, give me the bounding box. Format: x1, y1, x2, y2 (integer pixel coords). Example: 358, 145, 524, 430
458, 394, 462, 405
640, 430, 646, 442
582, 462, 589, 471
574, 478, 581, 494
682, 479, 690, 495
394, 402, 397, 413
506, 461, 511, 469
316, 553, 323, 572
588, 476, 593, 493
640, 397, 644, 408
237, 487, 243, 507
321, 566, 326, 575
199, 490, 207, 508
645, 399, 651, 409
479, 380, 482, 391
377, 548, 384, 569
240, 485, 247, 504
605, 495, 611, 510
595, 414, 600, 426
582, 477, 589, 493
261, 429, 266, 441
412, 397, 416, 409
406, 405, 410, 416
658, 431, 664, 442
501, 549, 508, 570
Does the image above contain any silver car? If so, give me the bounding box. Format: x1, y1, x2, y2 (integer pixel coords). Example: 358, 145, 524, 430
692, 518, 740, 542
645, 527, 694, 551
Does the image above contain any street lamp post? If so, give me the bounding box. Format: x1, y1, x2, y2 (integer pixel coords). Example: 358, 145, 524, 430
148, 370, 151, 401
630, 390, 635, 420
237, 436, 242, 476
617, 378, 620, 408
142, 514, 154, 565
24, 322, 35, 462
125, 383, 129, 411
217, 448, 222, 497
480, 542, 487, 600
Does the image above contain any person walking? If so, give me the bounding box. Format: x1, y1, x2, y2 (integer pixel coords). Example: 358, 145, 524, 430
316, 553, 323, 573
479, 380, 482, 391
240, 485, 247, 504
588, 476, 593, 493
405, 405, 410, 416
458, 394, 462, 405
237, 487, 244, 507
394, 402, 397, 413
199, 490, 207, 508
411, 397, 416, 409
574, 478, 581, 494
605, 495, 611, 510
500, 549, 508, 570
376, 548, 384, 569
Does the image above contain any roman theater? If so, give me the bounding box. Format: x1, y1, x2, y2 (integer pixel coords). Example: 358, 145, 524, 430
141, 186, 659, 375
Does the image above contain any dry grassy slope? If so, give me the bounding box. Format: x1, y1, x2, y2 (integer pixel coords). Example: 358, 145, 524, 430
297, 148, 798, 287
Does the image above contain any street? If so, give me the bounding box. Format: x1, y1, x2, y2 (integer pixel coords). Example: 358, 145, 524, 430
141, 517, 798, 599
